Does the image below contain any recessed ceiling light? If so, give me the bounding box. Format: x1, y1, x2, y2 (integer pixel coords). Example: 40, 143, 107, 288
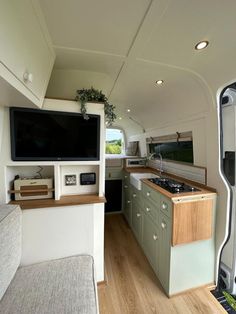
127, 109, 131, 112
156, 80, 164, 85
119, 117, 122, 120
195, 41, 209, 50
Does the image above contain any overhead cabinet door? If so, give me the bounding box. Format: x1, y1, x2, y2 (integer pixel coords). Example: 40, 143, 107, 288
0, 0, 54, 104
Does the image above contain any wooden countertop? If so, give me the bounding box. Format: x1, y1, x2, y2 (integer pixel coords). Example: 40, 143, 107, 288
142, 178, 216, 201
125, 166, 216, 199
9, 194, 106, 210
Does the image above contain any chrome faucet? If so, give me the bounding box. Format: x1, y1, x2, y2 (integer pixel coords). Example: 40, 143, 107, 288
158, 153, 163, 175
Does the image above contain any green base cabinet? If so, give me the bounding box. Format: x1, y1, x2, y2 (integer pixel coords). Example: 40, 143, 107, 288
128, 180, 216, 296
158, 211, 171, 293
142, 212, 159, 273
131, 186, 143, 245
123, 172, 132, 225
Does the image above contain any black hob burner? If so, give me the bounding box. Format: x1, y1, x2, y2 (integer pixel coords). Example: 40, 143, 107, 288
148, 177, 200, 194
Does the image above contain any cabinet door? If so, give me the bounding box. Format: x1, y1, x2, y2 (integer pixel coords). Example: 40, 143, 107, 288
132, 200, 142, 244
0, 0, 54, 102
158, 212, 171, 293
142, 197, 159, 226
143, 213, 159, 272
124, 197, 132, 225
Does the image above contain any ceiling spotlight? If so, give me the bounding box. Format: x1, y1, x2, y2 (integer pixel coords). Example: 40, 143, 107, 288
127, 109, 131, 112
195, 41, 209, 50
156, 80, 164, 85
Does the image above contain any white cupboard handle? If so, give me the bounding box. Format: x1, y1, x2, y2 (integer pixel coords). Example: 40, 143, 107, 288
124, 185, 128, 189
137, 213, 141, 218
23, 71, 33, 83
124, 175, 128, 179
133, 193, 136, 198
127, 200, 131, 204
161, 222, 166, 229
146, 192, 150, 197
162, 202, 168, 210
153, 234, 158, 241
146, 207, 150, 212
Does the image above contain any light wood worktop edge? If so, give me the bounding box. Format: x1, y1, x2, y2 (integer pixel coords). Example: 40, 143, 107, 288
9, 194, 106, 210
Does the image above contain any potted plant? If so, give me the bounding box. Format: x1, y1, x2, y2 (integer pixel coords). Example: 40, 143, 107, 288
75, 87, 116, 125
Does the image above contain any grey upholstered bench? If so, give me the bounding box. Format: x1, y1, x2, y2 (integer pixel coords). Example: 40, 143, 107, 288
0, 205, 99, 314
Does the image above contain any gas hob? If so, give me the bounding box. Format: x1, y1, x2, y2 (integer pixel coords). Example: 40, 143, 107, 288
148, 177, 200, 194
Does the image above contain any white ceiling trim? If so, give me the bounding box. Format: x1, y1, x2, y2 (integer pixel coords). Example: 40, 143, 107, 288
53, 45, 126, 59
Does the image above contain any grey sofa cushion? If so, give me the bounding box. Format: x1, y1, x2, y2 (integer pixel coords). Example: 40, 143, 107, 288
0, 255, 98, 314
0, 205, 21, 300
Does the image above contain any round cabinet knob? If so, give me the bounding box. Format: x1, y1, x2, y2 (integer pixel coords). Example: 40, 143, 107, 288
133, 193, 136, 198
23, 71, 33, 83
146, 207, 150, 212
161, 221, 166, 229
162, 202, 168, 210
137, 213, 141, 218
153, 234, 158, 241
124, 185, 128, 189
146, 192, 150, 197
127, 200, 131, 204
124, 175, 128, 179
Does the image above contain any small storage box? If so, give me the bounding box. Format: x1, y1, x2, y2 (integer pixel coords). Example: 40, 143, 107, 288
14, 178, 53, 200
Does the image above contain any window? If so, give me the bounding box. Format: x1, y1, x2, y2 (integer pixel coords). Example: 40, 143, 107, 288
149, 141, 193, 163
147, 131, 193, 164
106, 128, 125, 155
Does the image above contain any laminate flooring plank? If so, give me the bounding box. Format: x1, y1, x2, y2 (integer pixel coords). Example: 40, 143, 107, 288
98, 214, 226, 314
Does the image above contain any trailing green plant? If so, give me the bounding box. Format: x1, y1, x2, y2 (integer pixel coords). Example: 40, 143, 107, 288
75, 87, 116, 125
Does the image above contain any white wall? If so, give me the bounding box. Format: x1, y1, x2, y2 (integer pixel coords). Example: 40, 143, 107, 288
21, 203, 104, 282
0, 107, 4, 155
0, 100, 106, 282
46, 69, 111, 99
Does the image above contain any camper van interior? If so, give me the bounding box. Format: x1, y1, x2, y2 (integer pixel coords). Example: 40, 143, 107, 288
1, 1, 236, 313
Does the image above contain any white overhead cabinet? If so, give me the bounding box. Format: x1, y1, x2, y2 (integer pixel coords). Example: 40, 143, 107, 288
0, 0, 55, 107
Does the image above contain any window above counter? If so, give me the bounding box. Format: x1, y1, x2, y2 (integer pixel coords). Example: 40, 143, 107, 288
147, 131, 193, 164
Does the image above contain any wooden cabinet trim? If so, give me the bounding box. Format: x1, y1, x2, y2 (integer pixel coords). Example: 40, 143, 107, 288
172, 199, 213, 246
9, 194, 106, 209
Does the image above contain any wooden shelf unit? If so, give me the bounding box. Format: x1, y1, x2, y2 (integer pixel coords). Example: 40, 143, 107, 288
9, 194, 106, 209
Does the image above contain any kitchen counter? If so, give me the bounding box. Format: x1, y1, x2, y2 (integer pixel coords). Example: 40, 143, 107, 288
123, 166, 216, 296
124, 166, 216, 200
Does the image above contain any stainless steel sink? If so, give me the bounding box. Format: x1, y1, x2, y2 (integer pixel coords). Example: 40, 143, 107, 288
130, 172, 159, 190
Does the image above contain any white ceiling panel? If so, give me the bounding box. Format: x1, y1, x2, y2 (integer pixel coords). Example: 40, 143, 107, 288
139, 0, 236, 68
38, 0, 236, 136
39, 0, 151, 55
54, 47, 124, 79
110, 60, 210, 128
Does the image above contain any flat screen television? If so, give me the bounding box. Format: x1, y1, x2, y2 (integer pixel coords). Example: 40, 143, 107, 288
10, 107, 100, 161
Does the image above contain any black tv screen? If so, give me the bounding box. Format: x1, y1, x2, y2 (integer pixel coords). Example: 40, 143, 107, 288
10, 107, 100, 161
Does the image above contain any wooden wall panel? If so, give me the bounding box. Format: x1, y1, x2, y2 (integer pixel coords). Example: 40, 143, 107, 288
172, 199, 212, 246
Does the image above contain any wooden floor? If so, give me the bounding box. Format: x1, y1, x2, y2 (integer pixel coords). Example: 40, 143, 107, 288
98, 214, 226, 314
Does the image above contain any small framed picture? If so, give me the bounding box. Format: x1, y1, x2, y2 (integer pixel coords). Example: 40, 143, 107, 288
65, 174, 77, 186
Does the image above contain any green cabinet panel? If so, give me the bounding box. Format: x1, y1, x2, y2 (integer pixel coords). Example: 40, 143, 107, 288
160, 195, 172, 218
142, 197, 159, 226
143, 213, 159, 272
158, 211, 171, 293
132, 199, 142, 244
123, 171, 132, 226
142, 183, 161, 204
124, 198, 132, 225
